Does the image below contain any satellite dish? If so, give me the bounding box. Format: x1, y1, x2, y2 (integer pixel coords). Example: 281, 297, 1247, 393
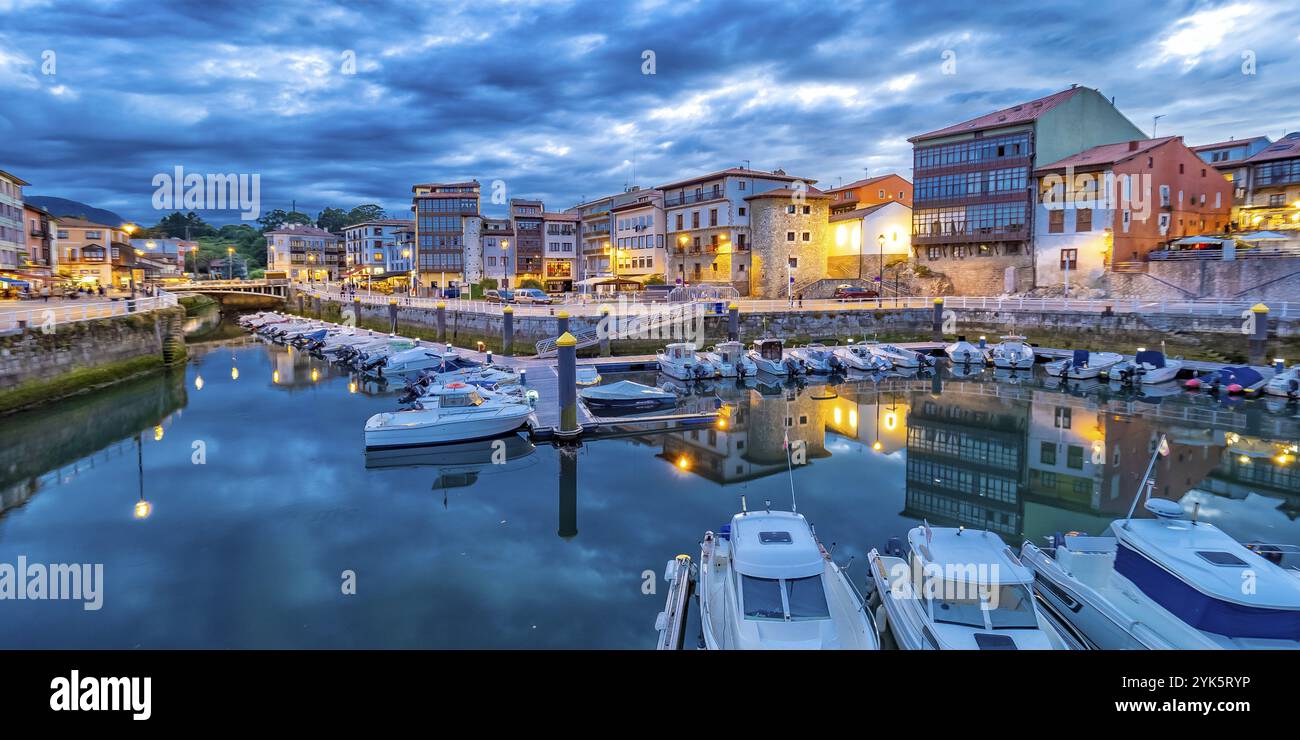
1144, 498, 1185, 519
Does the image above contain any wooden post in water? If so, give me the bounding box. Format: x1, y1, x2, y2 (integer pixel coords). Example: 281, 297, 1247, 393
728, 302, 740, 342
556, 331, 581, 439
931, 297, 944, 342
558, 445, 578, 539
1250, 303, 1269, 367
598, 305, 611, 357
351, 296, 360, 326
436, 301, 446, 342
502, 305, 514, 355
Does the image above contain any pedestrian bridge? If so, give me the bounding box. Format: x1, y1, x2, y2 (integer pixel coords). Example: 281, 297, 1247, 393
168, 280, 289, 298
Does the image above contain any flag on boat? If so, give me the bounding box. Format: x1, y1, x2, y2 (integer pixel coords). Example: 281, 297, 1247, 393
1157, 435, 1170, 457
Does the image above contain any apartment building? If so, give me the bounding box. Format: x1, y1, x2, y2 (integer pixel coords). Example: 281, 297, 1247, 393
1192, 135, 1271, 210
55, 218, 139, 289
480, 217, 515, 288
609, 189, 665, 281
541, 212, 579, 292
1034, 136, 1232, 286
660, 167, 812, 294
23, 202, 57, 282
568, 187, 651, 279
1238, 132, 1300, 231
412, 181, 480, 294
265, 224, 343, 282
342, 219, 415, 284
0, 169, 28, 279
823, 173, 913, 215
508, 198, 544, 285
909, 85, 1146, 294
129, 237, 196, 278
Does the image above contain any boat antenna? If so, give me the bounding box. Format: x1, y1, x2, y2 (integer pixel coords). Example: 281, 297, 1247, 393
740, 494, 748, 512
783, 426, 798, 513
1123, 434, 1168, 529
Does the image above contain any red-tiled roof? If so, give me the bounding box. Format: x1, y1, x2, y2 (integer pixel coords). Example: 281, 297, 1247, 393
1191, 135, 1270, 152
1035, 137, 1175, 173
1244, 133, 1300, 164
55, 217, 117, 229
827, 202, 901, 222
656, 167, 815, 191
743, 186, 830, 201
822, 173, 908, 194
910, 87, 1084, 143
265, 224, 338, 238
0, 169, 30, 186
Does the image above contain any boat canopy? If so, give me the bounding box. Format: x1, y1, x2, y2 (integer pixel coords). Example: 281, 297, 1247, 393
579, 380, 674, 403
753, 338, 783, 361
1134, 350, 1166, 368
730, 511, 824, 579
1072, 349, 1090, 367
1115, 521, 1300, 640
1214, 366, 1265, 387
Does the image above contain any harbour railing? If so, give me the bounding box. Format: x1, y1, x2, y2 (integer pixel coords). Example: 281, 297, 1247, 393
0, 291, 179, 333
299, 287, 1294, 321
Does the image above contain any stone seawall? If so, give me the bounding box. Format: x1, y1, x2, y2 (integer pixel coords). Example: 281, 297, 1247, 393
0, 306, 188, 414
1104, 258, 1300, 302
300, 295, 1297, 362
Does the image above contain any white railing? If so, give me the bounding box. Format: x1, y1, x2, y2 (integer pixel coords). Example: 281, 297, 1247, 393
0, 291, 179, 332
298, 287, 1294, 321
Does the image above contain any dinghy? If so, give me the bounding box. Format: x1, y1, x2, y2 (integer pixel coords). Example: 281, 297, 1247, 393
578, 380, 676, 412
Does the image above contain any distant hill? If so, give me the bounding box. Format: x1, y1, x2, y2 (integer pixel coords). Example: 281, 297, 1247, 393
25, 196, 127, 227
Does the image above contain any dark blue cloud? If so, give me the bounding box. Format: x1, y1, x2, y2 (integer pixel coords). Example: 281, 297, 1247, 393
0, 0, 1295, 224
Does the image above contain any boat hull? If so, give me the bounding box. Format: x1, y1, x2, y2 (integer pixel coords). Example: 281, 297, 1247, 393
364, 410, 532, 450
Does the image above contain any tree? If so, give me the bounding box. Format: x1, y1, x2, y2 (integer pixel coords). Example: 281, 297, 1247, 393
347, 204, 386, 224
257, 209, 312, 233
316, 207, 350, 232
150, 211, 217, 239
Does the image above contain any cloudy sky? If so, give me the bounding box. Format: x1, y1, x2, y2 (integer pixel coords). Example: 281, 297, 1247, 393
1, 0, 1297, 225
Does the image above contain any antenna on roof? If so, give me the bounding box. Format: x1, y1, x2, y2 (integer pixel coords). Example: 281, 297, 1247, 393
1152, 114, 1166, 138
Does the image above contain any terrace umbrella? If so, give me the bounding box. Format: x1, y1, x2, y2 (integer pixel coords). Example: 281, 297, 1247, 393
1236, 231, 1289, 241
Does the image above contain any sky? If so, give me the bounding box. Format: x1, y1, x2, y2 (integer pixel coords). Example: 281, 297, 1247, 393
1, 0, 1297, 225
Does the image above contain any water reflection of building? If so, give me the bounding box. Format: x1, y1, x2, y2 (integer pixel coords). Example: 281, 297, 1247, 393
825, 389, 909, 453
1026, 393, 1105, 514
1199, 435, 1300, 518
903, 393, 1027, 537
661, 387, 830, 484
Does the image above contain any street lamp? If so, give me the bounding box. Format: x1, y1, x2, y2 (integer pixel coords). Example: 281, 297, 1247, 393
227, 246, 235, 280
877, 233, 885, 308
501, 239, 510, 290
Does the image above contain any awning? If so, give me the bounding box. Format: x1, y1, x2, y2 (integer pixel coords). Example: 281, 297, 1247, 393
1236, 231, 1291, 241
0, 277, 31, 287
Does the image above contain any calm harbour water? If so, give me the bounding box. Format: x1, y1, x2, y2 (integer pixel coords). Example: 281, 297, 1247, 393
2, 314, 1298, 648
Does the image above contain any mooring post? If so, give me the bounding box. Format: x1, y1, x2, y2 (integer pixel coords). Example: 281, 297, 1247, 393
351, 296, 360, 326
558, 444, 578, 539
388, 298, 398, 334
1250, 303, 1269, 367
436, 301, 447, 342
502, 305, 514, 355
557, 331, 581, 439
932, 297, 944, 342
598, 305, 612, 357
556, 310, 569, 338
728, 302, 740, 342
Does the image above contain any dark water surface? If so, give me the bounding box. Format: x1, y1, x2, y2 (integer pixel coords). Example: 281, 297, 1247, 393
2, 320, 1297, 648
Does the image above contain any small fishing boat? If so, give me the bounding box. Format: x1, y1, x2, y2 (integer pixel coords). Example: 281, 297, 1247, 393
868, 524, 1073, 650
944, 336, 986, 366
576, 366, 601, 386
871, 341, 933, 369
987, 335, 1035, 370
578, 380, 676, 412
1184, 365, 1267, 395
787, 343, 847, 374
1265, 364, 1300, 398
382, 342, 460, 378
364, 382, 534, 449
834, 343, 892, 372
1022, 498, 1300, 649
703, 341, 757, 378
1108, 348, 1184, 385
657, 342, 715, 380
748, 338, 801, 376
1045, 349, 1123, 380
698, 508, 880, 650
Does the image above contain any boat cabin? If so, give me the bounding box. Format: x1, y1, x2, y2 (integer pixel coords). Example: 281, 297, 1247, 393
663, 343, 697, 361
431, 384, 485, 408
752, 339, 784, 362
905, 526, 1040, 634
714, 341, 743, 363
729, 511, 831, 622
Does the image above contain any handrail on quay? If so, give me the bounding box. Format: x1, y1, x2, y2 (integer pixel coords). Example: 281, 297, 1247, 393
0, 292, 179, 332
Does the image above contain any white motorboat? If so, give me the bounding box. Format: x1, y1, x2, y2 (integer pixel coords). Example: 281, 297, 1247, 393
657, 342, 715, 380
987, 335, 1036, 370
576, 366, 601, 386
579, 380, 676, 412
698, 508, 880, 650
1265, 365, 1300, 398
1021, 498, 1300, 649
945, 336, 986, 366
703, 341, 757, 378
869, 524, 1073, 650
1045, 349, 1123, 380
382, 342, 460, 377
871, 341, 932, 369
364, 382, 534, 449
1107, 349, 1184, 385
748, 338, 801, 376
787, 343, 847, 374
835, 343, 892, 372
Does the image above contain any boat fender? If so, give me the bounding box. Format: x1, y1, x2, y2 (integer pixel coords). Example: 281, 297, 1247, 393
1184, 377, 1201, 389
874, 605, 888, 635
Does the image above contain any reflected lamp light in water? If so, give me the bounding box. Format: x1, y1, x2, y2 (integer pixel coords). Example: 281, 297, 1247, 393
231, 366, 239, 381
272, 370, 280, 384
194, 375, 204, 391
153, 425, 164, 441
134, 500, 152, 520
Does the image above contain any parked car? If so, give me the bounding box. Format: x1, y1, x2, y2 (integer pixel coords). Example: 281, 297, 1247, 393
513, 288, 554, 304
484, 289, 514, 303
833, 285, 879, 301
441, 285, 462, 299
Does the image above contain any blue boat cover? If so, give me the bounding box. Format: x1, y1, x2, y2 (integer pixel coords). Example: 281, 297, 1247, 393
1216, 366, 1265, 387
1116, 542, 1300, 640
1134, 350, 1165, 368
1072, 349, 1089, 367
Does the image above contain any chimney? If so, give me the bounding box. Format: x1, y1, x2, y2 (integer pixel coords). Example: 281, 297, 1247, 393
1128, 141, 1139, 151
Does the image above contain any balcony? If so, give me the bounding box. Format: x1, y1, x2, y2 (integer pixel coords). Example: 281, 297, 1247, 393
911, 226, 1029, 245
664, 190, 726, 207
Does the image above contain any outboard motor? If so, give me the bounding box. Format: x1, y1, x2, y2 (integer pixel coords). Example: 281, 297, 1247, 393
692, 363, 710, 380
736, 362, 748, 379
1288, 379, 1298, 399
829, 355, 846, 374
885, 537, 905, 558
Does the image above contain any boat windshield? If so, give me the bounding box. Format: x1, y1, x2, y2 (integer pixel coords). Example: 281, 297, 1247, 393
741, 576, 785, 621
786, 575, 831, 621
931, 583, 1038, 629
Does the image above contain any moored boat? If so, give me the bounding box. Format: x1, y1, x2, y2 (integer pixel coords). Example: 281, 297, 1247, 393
1045, 349, 1123, 380
1108, 348, 1184, 385
364, 382, 534, 449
